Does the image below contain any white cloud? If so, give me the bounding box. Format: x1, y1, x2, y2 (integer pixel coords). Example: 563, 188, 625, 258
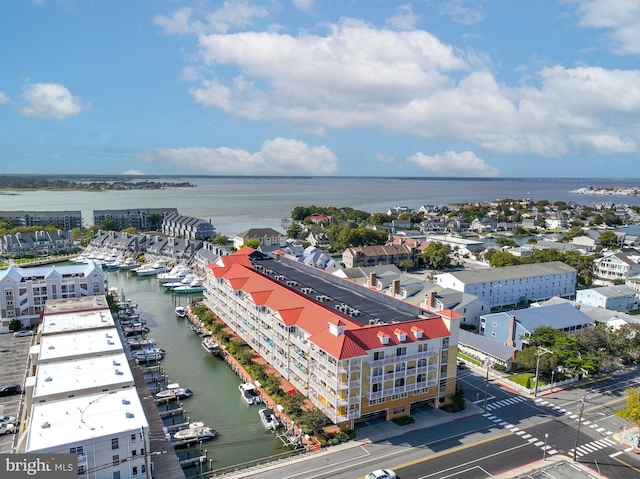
174, 15, 640, 159
436, 0, 485, 26
573, 0, 640, 54
0, 92, 9, 104
19, 82, 90, 120
407, 151, 499, 177
136, 138, 339, 176
375, 153, 396, 164
156, 1, 269, 35
154, 7, 198, 35
292, 0, 314, 12
386, 4, 419, 31
123, 169, 145, 175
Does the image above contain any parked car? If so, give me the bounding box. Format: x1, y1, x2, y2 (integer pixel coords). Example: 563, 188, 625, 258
0, 383, 22, 397
13, 330, 33, 337
0, 415, 17, 426
0, 423, 16, 436
366, 469, 396, 479
457, 359, 466, 368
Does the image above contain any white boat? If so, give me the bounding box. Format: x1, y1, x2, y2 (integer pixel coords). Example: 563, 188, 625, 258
156, 383, 193, 400
175, 306, 186, 318
173, 421, 216, 442
163, 274, 197, 290
157, 266, 190, 284
238, 383, 261, 405
202, 337, 219, 354
126, 337, 156, 348
118, 258, 138, 270
258, 408, 281, 431
134, 262, 168, 277
173, 278, 205, 294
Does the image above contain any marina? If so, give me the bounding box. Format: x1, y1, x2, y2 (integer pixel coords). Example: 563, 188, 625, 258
104, 268, 286, 474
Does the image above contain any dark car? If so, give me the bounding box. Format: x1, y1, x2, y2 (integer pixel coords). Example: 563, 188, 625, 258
0, 384, 22, 397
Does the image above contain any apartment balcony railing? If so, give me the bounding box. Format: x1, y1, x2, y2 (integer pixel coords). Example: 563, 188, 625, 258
365, 350, 438, 368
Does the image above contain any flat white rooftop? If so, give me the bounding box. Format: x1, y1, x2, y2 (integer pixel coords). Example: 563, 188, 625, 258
36, 328, 123, 363
32, 353, 134, 401
41, 308, 115, 335
26, 389, 148, 453
43, 295, 110, 315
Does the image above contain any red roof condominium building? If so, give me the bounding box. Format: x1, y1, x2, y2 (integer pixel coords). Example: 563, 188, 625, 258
203, 248, 461, 431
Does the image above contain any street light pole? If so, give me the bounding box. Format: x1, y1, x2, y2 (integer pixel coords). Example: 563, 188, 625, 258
543, 433, 549, 460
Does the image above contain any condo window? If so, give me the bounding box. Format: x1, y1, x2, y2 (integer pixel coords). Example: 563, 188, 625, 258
112, 438, 119, 450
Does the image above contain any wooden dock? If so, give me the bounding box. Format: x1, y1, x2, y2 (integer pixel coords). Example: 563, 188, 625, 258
130, 359, 186, 479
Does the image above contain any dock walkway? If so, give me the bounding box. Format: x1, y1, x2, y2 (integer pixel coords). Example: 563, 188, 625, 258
130, 359, 186, 479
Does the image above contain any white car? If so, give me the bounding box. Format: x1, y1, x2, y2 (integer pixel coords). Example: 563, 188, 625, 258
0, 423, 16, 436
13, 330, 33, 337
366, 469, 396, 479
0, 415, 17, 426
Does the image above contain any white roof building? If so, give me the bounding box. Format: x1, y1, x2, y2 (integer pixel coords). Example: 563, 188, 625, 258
26, 389, 150, 478
26, 353, 134, 409
40, 303, 115, 336
31, 328, 124, 365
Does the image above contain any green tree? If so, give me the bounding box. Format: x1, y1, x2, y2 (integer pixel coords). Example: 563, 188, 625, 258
489, 251, 523, 267
244, 238, 261, 249
211, 235, 228, 245
121, 227, 137, 234
421, 242, 453, 269
615, 388, 640, 425
398, 259, 414, 271
495, 237, 518, 248
147, 213, 163, 231
98, 219, 118, 231
599, 230, 619, 249
297, 408, 329, 435
8, 319, 22, 332
287, 223, 303, 239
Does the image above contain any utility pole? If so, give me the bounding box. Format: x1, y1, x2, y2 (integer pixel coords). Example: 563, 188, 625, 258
573, 395, 587, 462
483, 358, 490, 412
534, 346, 553, 397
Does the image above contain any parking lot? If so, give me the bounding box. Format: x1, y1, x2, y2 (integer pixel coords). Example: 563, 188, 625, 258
0, 331, 32, 452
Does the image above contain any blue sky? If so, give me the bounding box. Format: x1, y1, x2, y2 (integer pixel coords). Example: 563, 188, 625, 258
1, 0, 639, 178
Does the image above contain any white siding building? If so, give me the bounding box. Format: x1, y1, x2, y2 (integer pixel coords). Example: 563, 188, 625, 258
576, 285, 638, 312
0, 261, 108, 331
434, 261, 577, 308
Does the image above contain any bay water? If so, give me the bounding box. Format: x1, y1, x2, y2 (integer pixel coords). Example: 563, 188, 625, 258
2, 177, 640, 237
103, 269, 286, 474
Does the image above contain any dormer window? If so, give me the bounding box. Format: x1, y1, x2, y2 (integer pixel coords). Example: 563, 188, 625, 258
377, 331, 390, 345
411, 326, 424, 339
394, 328, 407, 342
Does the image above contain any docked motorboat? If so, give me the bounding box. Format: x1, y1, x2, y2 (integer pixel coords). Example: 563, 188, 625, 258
175, 306, 186, 318
156, 383, 193, 400
173, 278, 205, 294
173, 421, 216, 442
238, 383, 261, 405
134, 262, 168, 277
133, 348, 164, 362
157, 266, 190, 284
126, 337, 156, 348
118, 257, 138, 270
202, 337, 219, 354
258, 408, 281, 431
163, 274, 197, 290
122, 324, 150, 336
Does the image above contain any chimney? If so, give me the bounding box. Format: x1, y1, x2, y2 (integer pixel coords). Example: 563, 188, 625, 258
369, 272, 377, 288
507, 315, 516, 348
427, 291, 436, 309
392, 279, 400, 296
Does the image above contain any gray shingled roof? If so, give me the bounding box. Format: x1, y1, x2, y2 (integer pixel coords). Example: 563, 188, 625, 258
439, 261, 576, 283
459, 330, 514, 361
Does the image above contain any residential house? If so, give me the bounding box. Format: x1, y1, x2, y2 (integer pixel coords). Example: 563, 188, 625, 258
458, 330, 515, 371
593, 250, 640, 285
420, 289, 490, 332
480, 302, 593, 350
233, 228, 287, 252
342, 244, 418, 269
576, 285, 638, 312
0, 230, 75, 257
